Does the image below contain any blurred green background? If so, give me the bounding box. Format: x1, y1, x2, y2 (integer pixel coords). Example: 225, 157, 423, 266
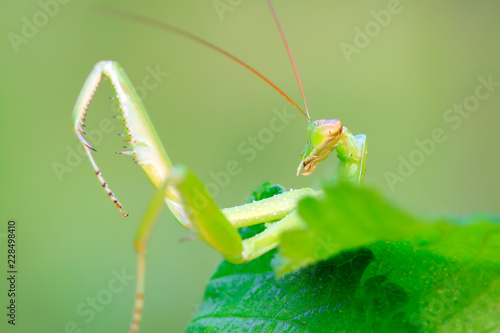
1, 0, 499, 332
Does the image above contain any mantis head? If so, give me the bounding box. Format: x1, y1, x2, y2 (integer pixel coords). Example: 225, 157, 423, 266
297, 119, 343, 176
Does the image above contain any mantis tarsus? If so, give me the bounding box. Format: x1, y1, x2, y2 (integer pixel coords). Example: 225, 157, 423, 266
72, 1, 367, 332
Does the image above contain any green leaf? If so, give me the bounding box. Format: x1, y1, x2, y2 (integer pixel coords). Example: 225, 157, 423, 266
247, 181, 286, 203
277, 182, 424, 274
187, 249, 377, 332
277, 182, 499, 274
187, 183, 500, 333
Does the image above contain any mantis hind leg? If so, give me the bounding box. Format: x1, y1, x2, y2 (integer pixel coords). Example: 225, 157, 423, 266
167, 166, 315, 262
133, 164, 316, 265
129, 179, 171, 333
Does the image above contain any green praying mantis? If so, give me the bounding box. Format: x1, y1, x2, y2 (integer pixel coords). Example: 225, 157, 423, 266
72, 1, 367, 332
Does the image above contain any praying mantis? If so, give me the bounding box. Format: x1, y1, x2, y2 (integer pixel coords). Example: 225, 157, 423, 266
72, 1, 367, 332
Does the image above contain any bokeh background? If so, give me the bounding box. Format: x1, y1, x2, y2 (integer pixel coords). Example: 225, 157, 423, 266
1, 0, 499, 332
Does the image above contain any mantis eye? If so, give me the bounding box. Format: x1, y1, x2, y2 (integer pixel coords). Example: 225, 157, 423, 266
325, 128, 337, 136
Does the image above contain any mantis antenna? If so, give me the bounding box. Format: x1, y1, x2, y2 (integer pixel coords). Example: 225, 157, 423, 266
266, 0, 311, 121
100, 7, 312, 123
